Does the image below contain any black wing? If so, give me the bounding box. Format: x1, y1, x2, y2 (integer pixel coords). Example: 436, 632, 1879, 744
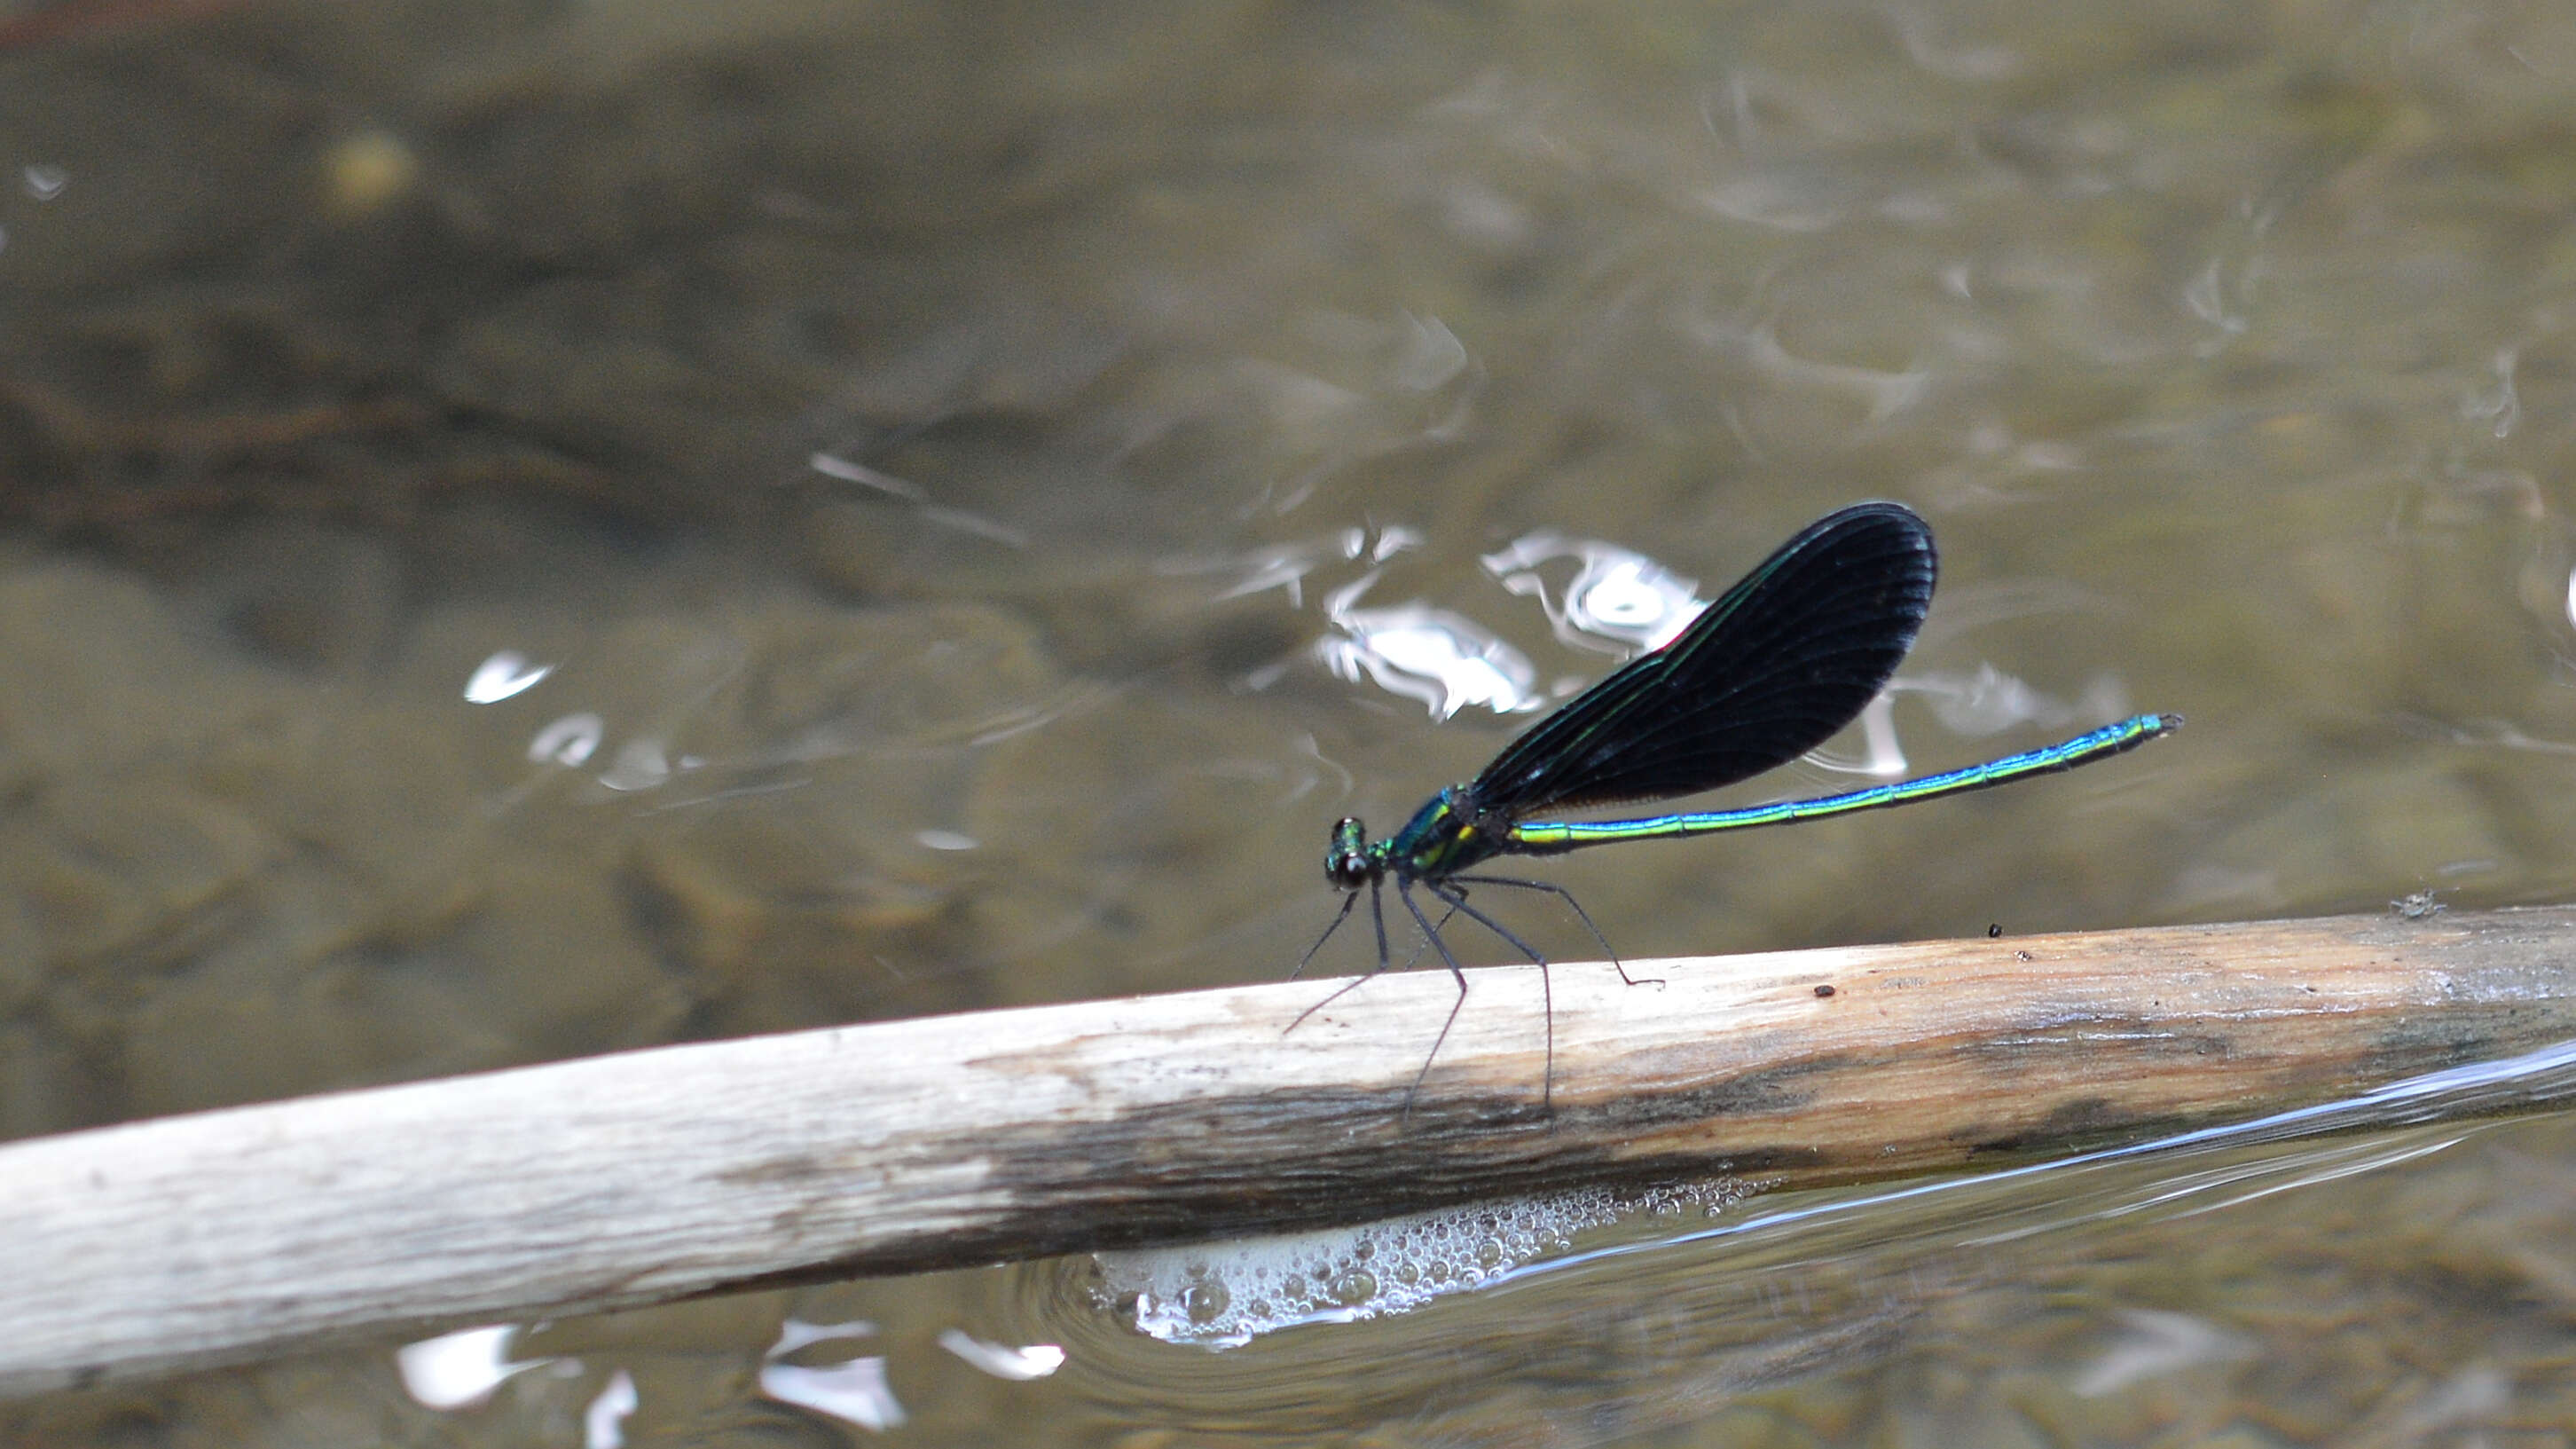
1466, 501, 1936, 818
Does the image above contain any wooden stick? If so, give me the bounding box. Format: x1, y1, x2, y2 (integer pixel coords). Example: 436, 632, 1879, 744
8, 904, 2576, 1398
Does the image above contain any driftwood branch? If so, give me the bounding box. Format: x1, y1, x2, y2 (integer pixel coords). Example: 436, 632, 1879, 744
7, 904, 2576, 1398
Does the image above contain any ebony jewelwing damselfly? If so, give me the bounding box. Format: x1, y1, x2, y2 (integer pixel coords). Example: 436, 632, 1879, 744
1293, 500, 2177, 1106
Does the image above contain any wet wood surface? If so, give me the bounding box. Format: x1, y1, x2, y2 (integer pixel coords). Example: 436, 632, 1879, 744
5, 904, 2575, 1397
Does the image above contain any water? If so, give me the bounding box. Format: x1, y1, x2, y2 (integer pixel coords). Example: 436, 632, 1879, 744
5, 0, 2576, 1443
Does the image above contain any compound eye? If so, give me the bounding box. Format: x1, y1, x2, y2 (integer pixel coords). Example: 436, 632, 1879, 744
1323, 816, 1375, 890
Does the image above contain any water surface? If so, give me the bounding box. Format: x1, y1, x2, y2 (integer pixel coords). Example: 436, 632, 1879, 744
4, 0, 2575, 1443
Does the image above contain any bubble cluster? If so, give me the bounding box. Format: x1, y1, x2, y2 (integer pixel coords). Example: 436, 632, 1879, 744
1096, 1179, 1748, 1347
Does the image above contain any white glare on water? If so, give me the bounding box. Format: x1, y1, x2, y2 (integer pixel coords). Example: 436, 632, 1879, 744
1483, 532, 1703, 653
1315, 571, 1544, 719
583, 1369, 637, 1449
465, 650, 555, 704
758, 1319, 904, 1431
395, 1325, 553, 1410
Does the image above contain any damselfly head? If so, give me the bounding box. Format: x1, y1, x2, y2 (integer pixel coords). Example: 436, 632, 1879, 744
1323, 816, 1375, 891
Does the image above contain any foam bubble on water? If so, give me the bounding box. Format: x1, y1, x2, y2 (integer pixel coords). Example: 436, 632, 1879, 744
1096, 1178, 1752, 1347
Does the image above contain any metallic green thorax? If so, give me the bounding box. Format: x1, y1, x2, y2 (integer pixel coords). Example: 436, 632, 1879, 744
1382, 789, 1512, 876
1323, 787, 1511, 890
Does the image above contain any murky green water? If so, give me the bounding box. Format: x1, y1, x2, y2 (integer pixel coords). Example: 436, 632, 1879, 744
5, 0, 2576, 1442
